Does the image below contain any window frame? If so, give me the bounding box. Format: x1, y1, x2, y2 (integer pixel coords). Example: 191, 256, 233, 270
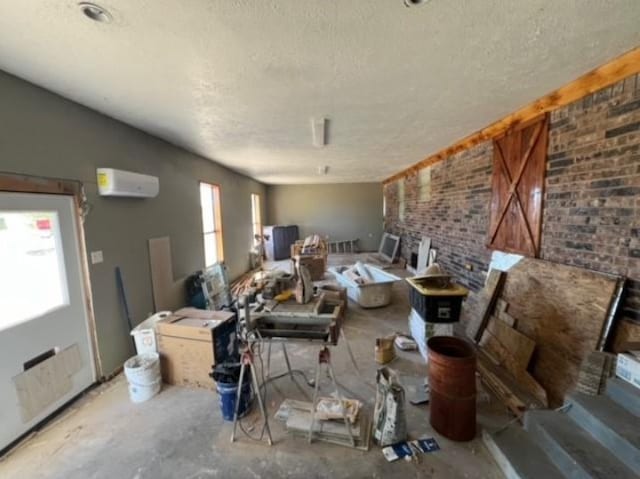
199, 182, 224, 266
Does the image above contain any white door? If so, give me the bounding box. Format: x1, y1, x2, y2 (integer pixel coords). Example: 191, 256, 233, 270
0, 192, 95, 451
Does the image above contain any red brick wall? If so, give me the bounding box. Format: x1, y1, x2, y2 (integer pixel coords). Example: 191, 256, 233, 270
384, 73, 640, 329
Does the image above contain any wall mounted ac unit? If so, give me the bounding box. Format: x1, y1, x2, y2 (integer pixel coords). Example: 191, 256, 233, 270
96, 168, 159, 198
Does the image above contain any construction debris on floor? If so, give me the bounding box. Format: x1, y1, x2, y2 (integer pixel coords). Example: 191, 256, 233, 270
20, 231, 640, 479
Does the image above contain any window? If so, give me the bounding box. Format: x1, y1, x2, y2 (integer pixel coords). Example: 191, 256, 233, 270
398, 179, 406, 223
0, 211, 68, 330
251, 193, 262, 244
200, 182, 224, 266
419, 167, 431, 201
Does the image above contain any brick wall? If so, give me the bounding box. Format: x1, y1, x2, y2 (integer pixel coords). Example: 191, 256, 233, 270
384, 73, 640, 331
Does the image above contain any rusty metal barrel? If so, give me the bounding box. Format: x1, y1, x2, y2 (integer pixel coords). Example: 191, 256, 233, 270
427, 336, 476, 441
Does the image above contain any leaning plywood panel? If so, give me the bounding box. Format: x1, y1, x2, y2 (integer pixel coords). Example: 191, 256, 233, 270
148, 237, 187, 312
499, 258, 619, 406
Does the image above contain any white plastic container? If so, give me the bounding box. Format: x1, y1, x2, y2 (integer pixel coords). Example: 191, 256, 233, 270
130, 311, 171, 355
329, 264, 401, 308
124, 352, 161, 403
408, 308, 453, 362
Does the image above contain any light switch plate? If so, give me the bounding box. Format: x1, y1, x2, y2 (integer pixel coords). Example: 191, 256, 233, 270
90, 250, 104, 264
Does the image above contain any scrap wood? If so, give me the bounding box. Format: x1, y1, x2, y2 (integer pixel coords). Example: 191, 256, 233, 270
478, 317, 547, 406
464, 269, 506, 343
477, 350, 545, 417
575, 351, 616, 395
497, 310, 516, 327
481, 317, 535, 370
497, 257, 621, 406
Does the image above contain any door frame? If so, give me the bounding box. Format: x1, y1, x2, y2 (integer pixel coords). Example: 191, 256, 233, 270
0, 173, 103, 379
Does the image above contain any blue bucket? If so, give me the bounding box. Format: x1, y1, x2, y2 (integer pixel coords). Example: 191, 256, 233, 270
217, 379, 252, 421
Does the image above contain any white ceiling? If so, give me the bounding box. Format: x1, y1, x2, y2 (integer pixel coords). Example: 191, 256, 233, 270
0, 1, 639, 184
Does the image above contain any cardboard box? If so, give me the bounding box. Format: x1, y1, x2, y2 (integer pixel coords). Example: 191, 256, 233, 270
292, 255, 326, 281
156, 308, 236, 390
616, 351, 640, 390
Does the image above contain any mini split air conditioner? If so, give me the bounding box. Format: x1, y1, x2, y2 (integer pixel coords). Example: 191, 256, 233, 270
96, 168, 159, 198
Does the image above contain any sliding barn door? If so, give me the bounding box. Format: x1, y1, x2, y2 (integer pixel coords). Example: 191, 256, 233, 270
488, 115, 548, 256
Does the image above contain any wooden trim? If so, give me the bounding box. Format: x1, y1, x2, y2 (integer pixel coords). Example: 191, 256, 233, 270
383, 46, 640, 184
0, 172, 104, 379
0, 173, 82, 203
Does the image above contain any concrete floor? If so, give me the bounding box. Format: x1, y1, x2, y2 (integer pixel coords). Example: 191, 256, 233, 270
0, 255, 508, 479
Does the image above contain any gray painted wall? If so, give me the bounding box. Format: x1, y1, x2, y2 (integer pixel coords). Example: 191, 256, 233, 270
0, 71, 266, 375
266, 183, 383, 252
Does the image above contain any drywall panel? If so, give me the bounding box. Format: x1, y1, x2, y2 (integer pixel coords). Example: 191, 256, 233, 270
266, 183, 383, 252
12, 344, 82, 423
0, 70, 265, 375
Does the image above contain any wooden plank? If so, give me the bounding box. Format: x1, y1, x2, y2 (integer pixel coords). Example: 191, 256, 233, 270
486, 317, 535, 370
464, 269, 505, 342
498, 311, 516, 327
499, 258, 619, 407
479, 324, 547, 406
383, 46, 640, 185
477, 351, 544, 417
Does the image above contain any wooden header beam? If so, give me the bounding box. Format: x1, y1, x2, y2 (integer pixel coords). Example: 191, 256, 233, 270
383, 46, 640, 185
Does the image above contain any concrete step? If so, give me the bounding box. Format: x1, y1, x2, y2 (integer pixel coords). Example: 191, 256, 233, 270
482, 426, 565, 479
566, 393, 640, 476
524, 410, 636, 479
605, 377, 640, 417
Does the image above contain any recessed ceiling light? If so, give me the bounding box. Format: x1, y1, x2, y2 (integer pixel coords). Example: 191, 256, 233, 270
404, 0, 430, 7
79, 2, 112, 23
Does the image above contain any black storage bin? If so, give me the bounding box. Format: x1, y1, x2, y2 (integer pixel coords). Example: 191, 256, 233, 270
409, 287, 464, 323
264, 225, 299, 261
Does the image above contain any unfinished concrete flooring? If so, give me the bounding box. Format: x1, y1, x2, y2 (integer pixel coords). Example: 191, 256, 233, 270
0, 262, 507, 479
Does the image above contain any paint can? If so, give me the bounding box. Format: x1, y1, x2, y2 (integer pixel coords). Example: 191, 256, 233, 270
217, 379, 252, 421
427, 336, 476, 441
124, 352, 161, 403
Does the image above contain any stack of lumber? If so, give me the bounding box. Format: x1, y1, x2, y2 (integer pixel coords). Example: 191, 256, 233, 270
477, 311, 547, 416
466, 257, 623, 414
574, 351, 616, 396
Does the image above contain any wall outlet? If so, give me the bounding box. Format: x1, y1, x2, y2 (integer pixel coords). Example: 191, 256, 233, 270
90, 251, 104, 264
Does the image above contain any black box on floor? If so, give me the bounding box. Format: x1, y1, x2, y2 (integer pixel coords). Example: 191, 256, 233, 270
406, 278, 468, 323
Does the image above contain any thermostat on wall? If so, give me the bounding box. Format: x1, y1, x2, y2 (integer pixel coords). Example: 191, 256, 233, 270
97, 168, 159, 198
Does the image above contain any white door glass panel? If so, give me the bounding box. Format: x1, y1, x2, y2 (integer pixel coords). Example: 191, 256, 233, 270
0, 193, 95, 451
0, 211, 69, 330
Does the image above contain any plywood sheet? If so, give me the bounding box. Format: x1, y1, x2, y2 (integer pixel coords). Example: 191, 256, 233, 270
149, 237, 187, 312
13, 344, 83, 423
499, 258, 618, 406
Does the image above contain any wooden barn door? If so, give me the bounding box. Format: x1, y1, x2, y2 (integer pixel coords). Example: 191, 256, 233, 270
488, 115, 548, 256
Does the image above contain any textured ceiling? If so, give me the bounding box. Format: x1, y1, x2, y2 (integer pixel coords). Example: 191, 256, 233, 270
0, 1, 639, 184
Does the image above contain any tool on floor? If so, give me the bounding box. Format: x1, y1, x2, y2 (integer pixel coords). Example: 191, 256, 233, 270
308, 347, 357, 447
230, 296, 273, 446
115, 266, 135, 351
230, 344, 273, 446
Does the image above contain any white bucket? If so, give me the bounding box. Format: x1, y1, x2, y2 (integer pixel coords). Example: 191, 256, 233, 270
130, 311, 171, 355
124, 352, 161, 403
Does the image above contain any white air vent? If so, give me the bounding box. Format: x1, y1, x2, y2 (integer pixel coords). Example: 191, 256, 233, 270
97, 168, 159, 198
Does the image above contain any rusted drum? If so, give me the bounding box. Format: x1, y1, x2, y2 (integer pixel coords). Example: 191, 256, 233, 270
427, 336, 476, 441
